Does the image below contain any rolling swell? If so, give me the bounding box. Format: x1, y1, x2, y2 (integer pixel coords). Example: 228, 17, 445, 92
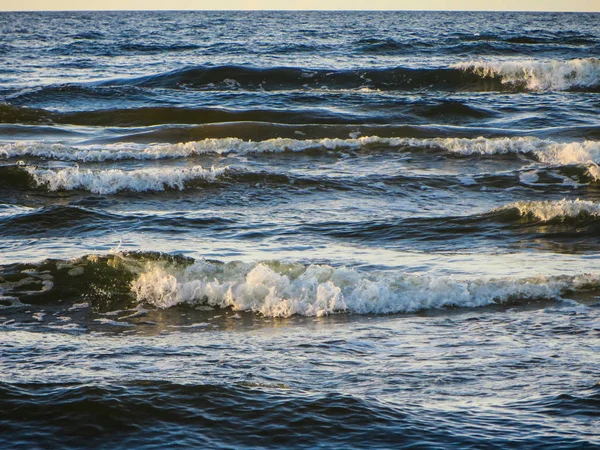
2, 200, 599, 254
0, 102, 492, 127
0, 104, 377, 127
0, 165, 357, 194
289, 199, 600, 252
0, 205, 235, 237
103, 61, 600, 92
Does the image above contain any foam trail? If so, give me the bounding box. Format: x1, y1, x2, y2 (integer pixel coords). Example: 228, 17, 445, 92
131, 260, 600, 317
452, 58, 600, 91
25, 165, 228, 194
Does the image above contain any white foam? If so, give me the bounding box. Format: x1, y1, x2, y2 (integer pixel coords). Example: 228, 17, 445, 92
130, 259, 600, 318
25, 165, 228, 194
452, 58, 600, 91
94, 318, 135, 327
427, 137, 600, 177
500, 198, 600, 222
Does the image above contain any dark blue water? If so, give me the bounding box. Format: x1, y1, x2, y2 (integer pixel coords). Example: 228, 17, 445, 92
1, 11, 599, 449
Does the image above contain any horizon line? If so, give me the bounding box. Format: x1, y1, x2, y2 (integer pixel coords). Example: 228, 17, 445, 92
2, 8, 599, 12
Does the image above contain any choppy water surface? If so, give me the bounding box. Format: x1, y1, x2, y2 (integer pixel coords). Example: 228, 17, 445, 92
1, 11, 599, 449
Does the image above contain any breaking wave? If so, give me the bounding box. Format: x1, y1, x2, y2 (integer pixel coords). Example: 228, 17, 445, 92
131, 261, 600, 317
452, 58, 600, 91
23, 165, 229, 194
500, 199, 600, 222
3, 137, 600, 177
2, 251, 599, 318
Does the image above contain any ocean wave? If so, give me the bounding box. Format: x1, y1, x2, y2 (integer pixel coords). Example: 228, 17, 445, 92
131, 260, 600, 317
0, 104, 363, 127
3, 138, 600, 175
0, 164, 352, 194
451, 58, 600, 91
0, 102, 491, 127
24, 165, 229, 194
2, 251, 599, 317
499, 199, 600, 222
458, 32, 597, 46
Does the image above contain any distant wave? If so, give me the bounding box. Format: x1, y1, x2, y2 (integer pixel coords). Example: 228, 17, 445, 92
458, 32, 597, 46
47, 41, 202, 56
2, 251, 599, 317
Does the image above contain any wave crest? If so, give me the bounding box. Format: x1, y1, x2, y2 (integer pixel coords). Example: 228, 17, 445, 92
452, 58, 600, 91
4, 138, 600, 179
131, 259, 600, 317
501, 199, 600, 222
24, 165, 229, 194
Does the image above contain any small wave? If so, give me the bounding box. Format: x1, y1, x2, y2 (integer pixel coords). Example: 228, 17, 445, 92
119, 43, 201, 53
0, 205, 116, 237
4, 138, 600, 176
452, 58, 600, 91
0, 103, 55, 125
499, 199, 600, 223
354, 38, 414, 54
0, 204, 236, 237
24, 165, 229, 194
0, 164, 352, 194
414, 100, 494, 119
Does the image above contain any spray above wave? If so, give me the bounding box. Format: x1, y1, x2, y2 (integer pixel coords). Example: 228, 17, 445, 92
452, 58, 600, 91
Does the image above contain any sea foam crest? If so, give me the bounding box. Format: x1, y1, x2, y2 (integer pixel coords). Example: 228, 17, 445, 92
435, 137, 600, 177
500, 199, 600, 222
452, 58, 600, 91
5, 138, 600, 179
131, 260, 600, 317
25, 165, 228, 194
0, 137, 386, 161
